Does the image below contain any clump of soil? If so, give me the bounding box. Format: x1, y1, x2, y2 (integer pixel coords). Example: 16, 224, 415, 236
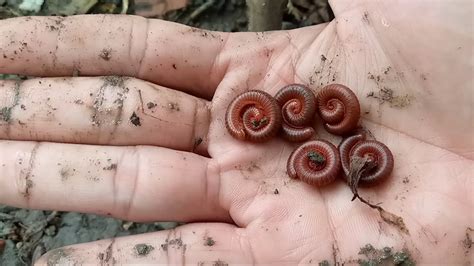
358, 244, 415, 266
134, 243, 155, 256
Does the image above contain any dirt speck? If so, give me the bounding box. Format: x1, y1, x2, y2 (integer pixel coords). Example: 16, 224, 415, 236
73, 99, 84, 105
0, 82, 21, 122
134, 243, 154, 256
320, 54, 327, 62
367, 87, 413, 108
0, 107, 13, 122
59, 167, 74, 181
462, 227, 473, 254
103, 76, 127, 87
274, 188, 279, 194
168, 102, 180, 111
193, 137, 203, 151
99, 48, 112, 61
147, 102, 157, 109
379, 209, 409, 234
362, 11, 370, 24
172, 63, 177, 70
246, 161, 260, 172
98, 239, 114, 264
204, 237, 215, 247
161, 237, 184, 251
103, 164, 117, 171
319, 260, 330, 266
213, 260, 228, 266
402, 177, 410, 184
130, 112, 141, 126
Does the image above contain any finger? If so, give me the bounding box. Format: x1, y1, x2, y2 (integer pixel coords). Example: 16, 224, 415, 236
0, 140, 229, 222
0, 15, 229, 98
35, 223, 252, 265
0, 77, 209, 155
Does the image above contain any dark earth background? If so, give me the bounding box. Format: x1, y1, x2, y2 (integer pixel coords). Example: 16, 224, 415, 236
0, 0, 334, 265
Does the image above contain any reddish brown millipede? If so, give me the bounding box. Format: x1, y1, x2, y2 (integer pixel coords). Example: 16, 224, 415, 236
225, 90, 282, 142
275, 84, 317, 142
316, 84, 360, 135
287, 139, 341, 187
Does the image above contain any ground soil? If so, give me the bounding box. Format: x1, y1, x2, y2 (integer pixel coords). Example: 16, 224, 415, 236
0, 1, 332, 265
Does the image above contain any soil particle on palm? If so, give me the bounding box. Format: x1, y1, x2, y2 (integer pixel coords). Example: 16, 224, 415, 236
59, 167, 75, 181
367, 87, 412, 108
134, 243, 154, 256
161, 237, 184, 251
204, 237, 215, 247
130, 112, 141, 126
146, 102, 157, 109
168, 102, 180, 111
362, 11, 370, 24
103, 163, 117, 171
98, 239, 114, 264
358, 244, 415, 266
0, 81, 21, 123
319, 260, 330, 266
193, 137, 203, 151
213, 260, 228, 266
462, 227, 473, 254
366, 72, 413, 108
99, 48, 112, 61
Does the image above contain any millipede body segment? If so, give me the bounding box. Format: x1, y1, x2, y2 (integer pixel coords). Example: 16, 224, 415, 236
339, 134, 394, 186
317, 84, 361, 135
225, 90, 282, 142
275, 84, 317, 142
287, 139, 341, 187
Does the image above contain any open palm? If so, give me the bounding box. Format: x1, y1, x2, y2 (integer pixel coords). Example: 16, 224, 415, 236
0, 0, 472, 264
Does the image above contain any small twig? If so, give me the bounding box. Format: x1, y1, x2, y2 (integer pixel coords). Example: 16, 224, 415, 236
287, 0, 302, 21
246, 0, 288, 31
0, 6, 22, 17
186, 0, 216, 23
348, 156, 409, 235
121, 0, 129, 14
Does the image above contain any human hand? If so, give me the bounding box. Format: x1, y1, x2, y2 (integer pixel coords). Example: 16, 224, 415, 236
0, 0, 472, 264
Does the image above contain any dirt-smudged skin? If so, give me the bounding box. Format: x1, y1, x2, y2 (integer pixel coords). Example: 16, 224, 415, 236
225, 90, 281, 142
287, 139, 340, 187
339, 134, 394, 186
317, 83, 360, 135
275, 84, 317, 142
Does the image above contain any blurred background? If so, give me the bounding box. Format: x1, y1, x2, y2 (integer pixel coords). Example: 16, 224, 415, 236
0, 0, 332, 264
